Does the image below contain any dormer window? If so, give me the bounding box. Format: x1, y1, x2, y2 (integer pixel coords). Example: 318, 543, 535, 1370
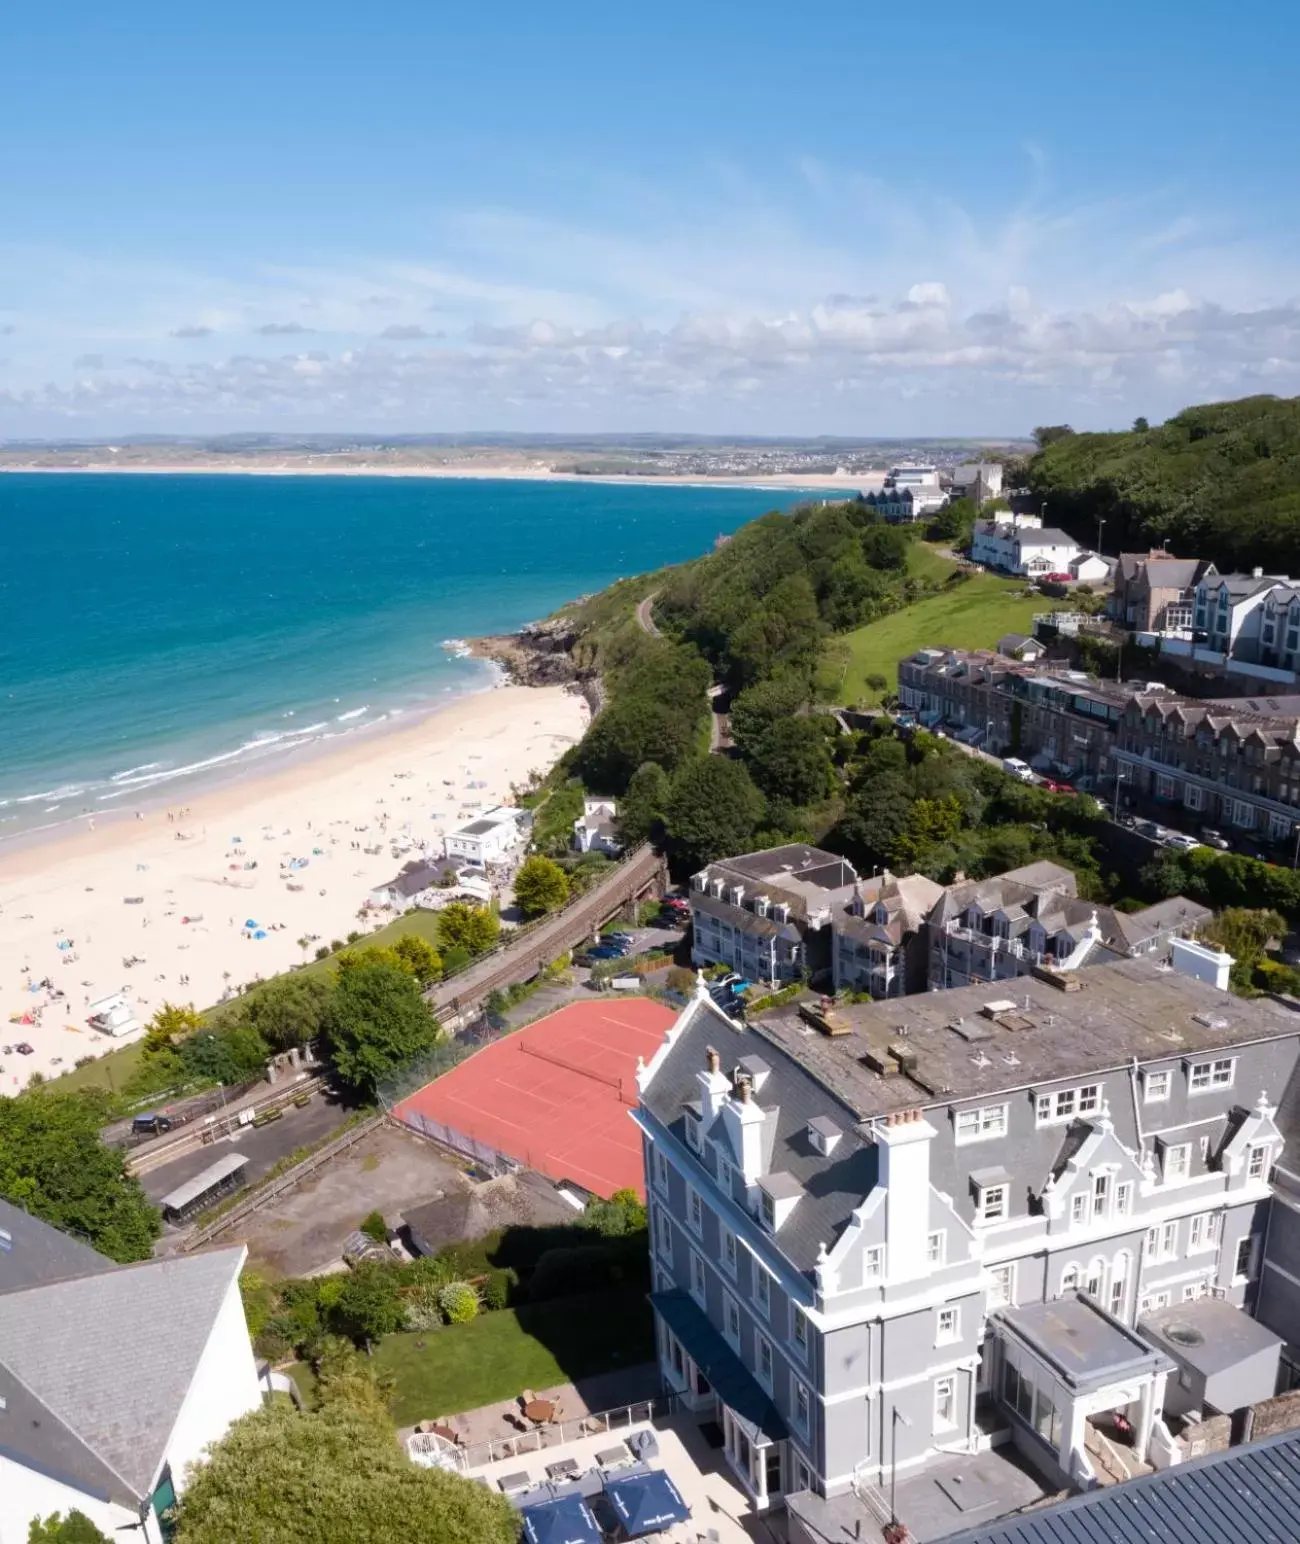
807, 1116, 842, 1155
754, 895, 769, 918
772, 902, 790, 924
684, 1111, 701, 1152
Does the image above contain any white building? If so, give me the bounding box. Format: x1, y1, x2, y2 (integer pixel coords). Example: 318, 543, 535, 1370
443, 805, 530, 868
369, 859, 443, 912
1069, 551, 1116, 586
949, 461, 1004, 507
971, 513, 1083, 577
573, 796, 622, 855
0, 1200, 261, 1544
862, 465, 949, 525
1193, 570, 1288, 660
87, 992, 140, 1038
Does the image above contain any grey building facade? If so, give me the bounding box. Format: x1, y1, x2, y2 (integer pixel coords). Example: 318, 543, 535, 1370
635, 961, 1300, 1518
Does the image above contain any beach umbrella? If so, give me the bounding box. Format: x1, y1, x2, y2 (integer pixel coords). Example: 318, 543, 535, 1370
602, 1472, 690, 1537
253, 929, 267, 939
244, 919, 258, 928
520, 1494, 600, 1544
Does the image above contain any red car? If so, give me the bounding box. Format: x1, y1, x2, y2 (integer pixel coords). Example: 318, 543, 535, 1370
1042, 779, 1077, 794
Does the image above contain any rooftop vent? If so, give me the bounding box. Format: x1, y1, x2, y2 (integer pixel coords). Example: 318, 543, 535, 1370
981, 999, 1019, 1019
948, 1018, 992, 1044
1192, 1013, 1230, 1031
1164, 1322, 1206, 1348
807, 1116, 842, 1156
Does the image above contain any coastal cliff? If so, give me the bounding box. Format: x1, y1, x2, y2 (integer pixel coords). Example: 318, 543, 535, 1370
470, 617, 605, 713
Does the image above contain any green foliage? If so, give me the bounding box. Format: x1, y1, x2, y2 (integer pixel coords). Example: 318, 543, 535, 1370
663, 756, 765, 869
322, 956, 440, 1098
236, 971, 334, 1049
1142, 845, 1300, 923
438, 1281, 480, 1324
575, 635, 712, 793
744, 715, 835, 805
483, 1269, 513, 1311
1199, 908, 1286, 995
581, 1187, 647, 1236
360, 1210, 388, 1243
172, 1402, 518, 1544
527, 1236, 648, 1301
1033, 424, 1076, 447
27, 1513, 111, 1544
0, 1087, 160, 1261
142, 999, 206, 1052
513, 855, 570, 917
526, 778, 586, 857
436, 901, 500, 958
618, 760, 672, 845
926, 496, 977, 544
390, 933, 444, 986
729, 675, 811, 757
333, 1262, 407, 1347
1026, 395, 1300, 572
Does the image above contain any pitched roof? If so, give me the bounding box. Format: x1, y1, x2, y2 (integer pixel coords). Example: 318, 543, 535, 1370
0, 1198, 114, 1292
0, 1246, 246, 1500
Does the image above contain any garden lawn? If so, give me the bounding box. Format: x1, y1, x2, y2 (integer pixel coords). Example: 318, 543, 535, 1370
905, 540, 960, 585
371, 1287, 655, 1424
820, 575, 1058, 706
48, 1037, 148, 1096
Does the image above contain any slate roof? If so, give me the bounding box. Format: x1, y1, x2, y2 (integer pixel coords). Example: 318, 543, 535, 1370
1015, 527, 1077, 547
940, 1428, 1300, 1544
379, 859, 440, 898
0, 1245, 246, 1501
0, 1197, 113, 1292
691, 890, 802, 942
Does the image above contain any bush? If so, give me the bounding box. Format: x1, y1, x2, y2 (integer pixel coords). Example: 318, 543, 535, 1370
360, 1210, 387, 1243
346, 929, 362, 944
484, 1268, 514, 1311
403, 1280, 445, 1332
527, 1237, 649, 1301
438, 1281, 480, 1324
665, 965, 696, 996
315, 944, 331, 960
330, 938, 345, 953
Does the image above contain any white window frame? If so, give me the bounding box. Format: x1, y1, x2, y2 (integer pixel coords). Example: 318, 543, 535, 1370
722, 1226, 738, 1278
936, 1307, 960, 1346
1145, 1220, 1178, 1263
954, 1104, 1009, 1145
1248, 1144, 1270, 1181
1189, 1212, 1220, 1253
792, 1306, 809, 1361
655, 1205, 673, 1259
1234, 1235, 1256, 1283
864, 1245, 885, 1281
1163, 1143, 1191, 1183
723, 1293, 741, 1350
654, 1149, 670, 1196
977, 1183, 1008, 1223
756, 1333, 774, 1391
753, 1262, 771, 1319
1139, 1290, 1172, 1313
1071, 1193, 1087, 1225
1035, 1084, 1102, 1126
688, 1186, 704, 1236
690, 1251, 707, 1307
684, 1112, 701, 1153
793, 1379, 811, 1435
1189, 1057, 1236, 1094
1115, 1181, 1133, 1218
934, 1375, 957, 1432
1143, 1069, 1172, 1103
927, 1230, 946, 1266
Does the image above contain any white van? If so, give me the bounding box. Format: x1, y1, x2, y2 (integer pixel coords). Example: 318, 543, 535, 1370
1002, 757, 1035, 783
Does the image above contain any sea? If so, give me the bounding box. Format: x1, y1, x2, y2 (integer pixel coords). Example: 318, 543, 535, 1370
0, 473, 815, 841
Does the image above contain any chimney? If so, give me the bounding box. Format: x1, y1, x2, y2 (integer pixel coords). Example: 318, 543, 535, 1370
721, 1073, 768, 1183
697, 1046, 731, 1126
874, 1108, 938, 1282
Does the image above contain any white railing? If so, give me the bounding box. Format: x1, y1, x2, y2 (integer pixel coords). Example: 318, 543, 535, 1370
460, 1397, 679, 1473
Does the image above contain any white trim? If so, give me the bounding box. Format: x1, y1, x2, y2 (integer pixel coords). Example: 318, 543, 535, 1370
822, 1354, 981, 1406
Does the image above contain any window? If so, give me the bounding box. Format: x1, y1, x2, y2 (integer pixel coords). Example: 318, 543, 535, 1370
654, 1149, 670, 1196
1140, 1290, 1172, 1313
1235, 1235, 1255, 1282
989, 1263, 1015, 1308
792, 1308, 808, 1360
1163, 1143, 1191, 1182
655, 1206, 673, 1259
1144, 1070, 1172, 1103
864, 1246, 884, 1281
756, 1334, 774, 1390
1071, 1193, 1087, 1225
1091, 1173, 1111, 1218
937, 1307, 960, 1345
1036, 1084, 1102, 1125
717, 1157, 733, 1197
1189, 1213, 1221, 1253
1109, 1253, 1130, 1317
684, 1112, 701, 1152
1182, 1281, 1209, 1303
927, 1231, 946, 1266
791, 1452, 813, 1495
722, 1228, 738, 1277
934, 1376, 957, 1431
690, 1252, 707, 1307
793, 1380, 811, 1435
724, 1295, 741, 1349
1145, 1221, 1178, 1262
1060, 1263, 1080, 1294
760, 1192, 777, 1231
1248, 1144, 1270, 1181
955, 1104, 1009, 1144
977, 1184, 1008, 1223
1190, 1057, 1236, 1093
688, 1187, 704, 1235
1115, 1182, 1133, 1218
754, 1264, 771, 1318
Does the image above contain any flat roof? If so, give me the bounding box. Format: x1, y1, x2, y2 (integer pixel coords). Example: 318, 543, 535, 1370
997, 1295, 1168, 1389
1140, 1296, 1282, 1377
159, 1152, 249, 1213
754, 957, 1299, 1116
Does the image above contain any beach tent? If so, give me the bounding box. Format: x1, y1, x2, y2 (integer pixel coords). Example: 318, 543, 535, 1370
520, 1494, 601, 1544
603, 1471, 690, 1537
244, 918, 258, 928
253, 930, 267, 940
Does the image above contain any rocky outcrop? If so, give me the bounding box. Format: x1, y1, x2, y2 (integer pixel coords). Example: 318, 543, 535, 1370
469, 616, 586, 688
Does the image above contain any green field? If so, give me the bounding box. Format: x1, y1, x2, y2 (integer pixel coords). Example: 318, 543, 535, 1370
820, 573, 1051, 706
370, 1288, 655, 1424
904, 540, 960, 585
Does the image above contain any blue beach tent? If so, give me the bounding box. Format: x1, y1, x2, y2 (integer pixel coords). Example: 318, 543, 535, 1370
520, 1493, 601, 1544
603, 1471, 690, 1537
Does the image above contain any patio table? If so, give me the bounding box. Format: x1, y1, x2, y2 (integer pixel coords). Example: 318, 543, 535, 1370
498, 1471, 532, 1494
546, 1457, 580, 1480
524, 1398, 557, 1423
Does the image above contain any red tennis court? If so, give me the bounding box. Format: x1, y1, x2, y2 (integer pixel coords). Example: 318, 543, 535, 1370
393, 997, 677, 1197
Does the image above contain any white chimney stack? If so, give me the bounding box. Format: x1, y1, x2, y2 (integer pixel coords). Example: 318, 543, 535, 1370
874, 1109, 938, 1282
697, 1046, 731, 1127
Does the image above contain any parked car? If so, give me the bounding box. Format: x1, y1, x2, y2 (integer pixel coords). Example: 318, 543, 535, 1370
1002, 756, 1035, 783
1200, 828, 1232, 851
1162, 832, 1204, 853
132, 1112, 174, 1136
1041, 779, 1077, 794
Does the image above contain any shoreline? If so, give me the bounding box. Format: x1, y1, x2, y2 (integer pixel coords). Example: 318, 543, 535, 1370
0, 682, 589, 1092
0, 464, 880, 491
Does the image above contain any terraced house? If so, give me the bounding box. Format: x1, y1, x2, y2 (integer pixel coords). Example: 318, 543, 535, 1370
634, 961, 1300, 1531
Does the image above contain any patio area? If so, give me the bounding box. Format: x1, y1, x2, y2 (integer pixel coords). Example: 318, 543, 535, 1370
465, 1414, 775, 1544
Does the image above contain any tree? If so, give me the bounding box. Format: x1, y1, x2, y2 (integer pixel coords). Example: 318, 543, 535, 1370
745, 716, 834, 806
927, 496, 977, 544
728, 676, 809, 759
513, 855, 570, 918
359, 1210, 388, 1243
142, 1000, 205, 1052
1032, 424, 1075, 447
178, 1022, 270, 1084
390, 933, 443, 986
581, 1187, 647, 1236
172, 1402, 517, 1544
332, 1262, 406, 1348
28, 1514, 111, 1544
618, 761, 671, 845
321, 957, 440, 1098
436, 901, 500, 957
0, 1087, 160, 1261
238, 972, 334, 1050
663, 757, 765, 869
1200, 907, 1286, 995
1133, 416, 1150, 433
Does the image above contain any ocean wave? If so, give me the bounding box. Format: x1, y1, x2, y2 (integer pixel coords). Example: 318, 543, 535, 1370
335, 706, 368, 723
111, 761, 164, 782
14, 784, 87, 804
441, 638, 472, 658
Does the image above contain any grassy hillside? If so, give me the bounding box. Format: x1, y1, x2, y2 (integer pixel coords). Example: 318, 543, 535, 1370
1027, 395, 1300, 573
818, 572, 1048, 705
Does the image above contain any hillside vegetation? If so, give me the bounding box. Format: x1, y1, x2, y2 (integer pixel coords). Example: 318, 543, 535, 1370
1027, 395, 1300, 573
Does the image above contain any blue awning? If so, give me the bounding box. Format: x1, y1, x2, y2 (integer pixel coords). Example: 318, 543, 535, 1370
603, 1470, 691, 1537
521, 1493, 601, 1544
651, 1290, 787, 1442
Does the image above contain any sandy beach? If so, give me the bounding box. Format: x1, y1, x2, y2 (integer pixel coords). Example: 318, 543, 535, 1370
0, 684, 588, 1094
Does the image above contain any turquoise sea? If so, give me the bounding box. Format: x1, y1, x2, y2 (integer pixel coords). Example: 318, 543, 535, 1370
0, 473, 810, 838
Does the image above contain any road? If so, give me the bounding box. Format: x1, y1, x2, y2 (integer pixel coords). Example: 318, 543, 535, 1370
635, 591, 661, 638
636, 589, 732, 753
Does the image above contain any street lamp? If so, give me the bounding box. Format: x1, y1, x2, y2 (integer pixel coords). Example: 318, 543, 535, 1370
1292, 823, 1300, 871
1113, 766, 1128, 821
1096, 516, 1107, 556
889, 1408, 913, 1525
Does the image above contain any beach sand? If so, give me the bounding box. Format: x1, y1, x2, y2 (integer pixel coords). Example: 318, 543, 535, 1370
0, 684, 587, 1094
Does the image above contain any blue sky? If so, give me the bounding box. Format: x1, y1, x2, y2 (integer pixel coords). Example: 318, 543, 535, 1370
2, 0, 1298, 437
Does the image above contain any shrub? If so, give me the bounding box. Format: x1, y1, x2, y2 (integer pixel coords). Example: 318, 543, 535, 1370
665, 966, 696, 996
360, 1210, 388, 1243
484, 1268, 513, 1311
330, 938, 345, 953
527, 1237, 649, 1301
346, 929, 362, 944
403, 1281, 445, 1332
315, 944, 331, 960
438, 1281, 480, 1324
